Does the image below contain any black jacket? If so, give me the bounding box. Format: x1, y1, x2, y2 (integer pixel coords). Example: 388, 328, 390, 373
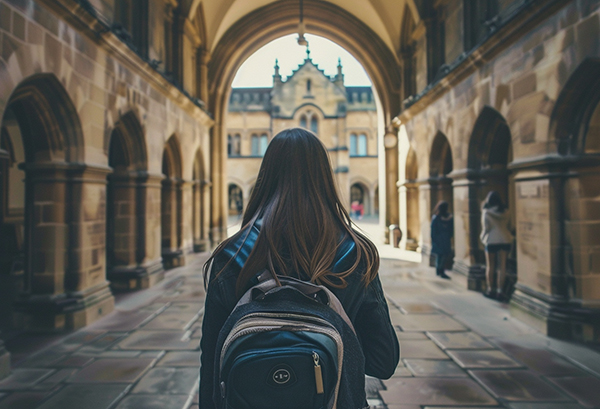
199, 222, 400, 408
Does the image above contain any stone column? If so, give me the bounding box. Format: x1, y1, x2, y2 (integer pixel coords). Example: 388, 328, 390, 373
451, 169, 486, 290
384, 130, 400, 243
107, 171, 164, 291
0, 337, 9, 379
161, 176, 185, 268
510, 163, 600, 342
180, 180, 194, 255
139, 173, 164, 278
200, 180, 212, 251
14, 164, 114, 331
418, 180, 433, 261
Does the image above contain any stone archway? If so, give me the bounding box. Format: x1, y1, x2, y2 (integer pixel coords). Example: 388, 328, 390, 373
0, 74, 113, 337
106, 112, 163, 291
207, 0, 402, 242
162, 135, 185, 269
228, 183, 244, 217
350, 182, 370, 217
459, 106, 514, 291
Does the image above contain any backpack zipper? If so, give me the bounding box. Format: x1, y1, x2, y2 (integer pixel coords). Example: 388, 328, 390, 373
313, 351, 324, 394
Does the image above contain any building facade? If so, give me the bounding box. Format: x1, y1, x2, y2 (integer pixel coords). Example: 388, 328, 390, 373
226, 55, 379, 217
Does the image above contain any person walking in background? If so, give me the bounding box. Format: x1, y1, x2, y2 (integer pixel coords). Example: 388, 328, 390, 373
431, 201, 453, 280
480, 191, 513, 302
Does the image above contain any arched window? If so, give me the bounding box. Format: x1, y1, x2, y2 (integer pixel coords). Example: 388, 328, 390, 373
260, 134, 269, 155
300, 115, 307, 129
307, 79, 311, 92
228, 134, 241, 157
251, 134, 259, 156
349, 133, 357, 156
358, 134, 367, 156
311, 117, 318, 134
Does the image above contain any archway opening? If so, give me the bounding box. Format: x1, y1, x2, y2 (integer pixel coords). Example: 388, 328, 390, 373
467, 107, 515, 293
105, 112, 149, 290
228, 184, 243, 217
209, 1, 402, 242
224, 33, 384, 238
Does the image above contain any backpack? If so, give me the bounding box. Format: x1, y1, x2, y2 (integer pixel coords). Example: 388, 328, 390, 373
213, 270, 366, 409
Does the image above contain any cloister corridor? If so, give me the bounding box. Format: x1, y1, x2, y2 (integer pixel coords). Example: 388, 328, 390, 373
0, 223, 599, 408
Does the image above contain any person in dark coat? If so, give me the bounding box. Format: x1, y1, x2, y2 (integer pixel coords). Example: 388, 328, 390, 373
199, 128, 399, 409
430, 201, 453, 279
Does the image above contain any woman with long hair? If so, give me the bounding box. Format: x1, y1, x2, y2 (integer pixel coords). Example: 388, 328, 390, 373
199, 128, 399, 408
480, 190, 512, 302
430, 200, 453, 279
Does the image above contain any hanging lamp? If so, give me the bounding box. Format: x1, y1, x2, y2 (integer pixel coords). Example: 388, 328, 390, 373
297, 0, 308, 46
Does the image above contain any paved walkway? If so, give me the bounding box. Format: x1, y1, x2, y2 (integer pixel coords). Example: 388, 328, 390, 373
1, 250, 600, 408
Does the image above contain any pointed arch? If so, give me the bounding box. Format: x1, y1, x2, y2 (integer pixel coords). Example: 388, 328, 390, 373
163, 135, 183, 179
4, 74, 84, 163
468, 106, 512, 170
549, 58, 600, 154
429, 132, 453, 177
108, 112, 148, 171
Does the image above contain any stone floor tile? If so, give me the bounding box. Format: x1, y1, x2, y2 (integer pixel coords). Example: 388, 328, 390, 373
37, 384, 130, 409
380, 377, 497, 406
385, 405, 421, 409
404, 359, 467, 377
389, 308, 405, 326
448, 350, 523, 369
163, 303, 203, 313
399, 340, 449, 359
157, 351, 200, 367
67, 358, 155, 383
118, 331, 200, 350
507, 403, 587, 409
494, 340, 587, 376
469, 370, 571, 401
399, 302, 439, 314
366, 376, 384, 397
131, 367, 199, 395
0, 392, 49, 409
547, 376, 600, 408
90, 311, 157, 331
427, 331, 495, 350
114, 394, 192, 409
18, 349, 64, 368
77, 333, 128, 353
394, 314, 467, 332
391, 366, 413, 377
93, 351, 142, 358
187, 405, 199, 409
395, 330, 428, 340
142, 312, 198, 331
32, 368, 77, 390
55, 355, 95, 367
0, 368, 54, 390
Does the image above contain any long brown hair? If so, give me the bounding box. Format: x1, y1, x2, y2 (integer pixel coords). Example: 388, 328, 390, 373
204, 128, 379, 297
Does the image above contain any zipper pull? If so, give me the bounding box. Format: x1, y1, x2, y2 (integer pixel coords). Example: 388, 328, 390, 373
313, 351, 324, 394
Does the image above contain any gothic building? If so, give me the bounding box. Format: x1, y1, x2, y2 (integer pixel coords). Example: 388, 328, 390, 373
226, 54, 379, 217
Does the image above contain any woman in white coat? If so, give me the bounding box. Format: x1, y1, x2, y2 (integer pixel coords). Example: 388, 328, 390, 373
480, 191, 513, 302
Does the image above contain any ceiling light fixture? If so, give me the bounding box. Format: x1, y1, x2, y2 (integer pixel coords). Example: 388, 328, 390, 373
297, 0, 308, 46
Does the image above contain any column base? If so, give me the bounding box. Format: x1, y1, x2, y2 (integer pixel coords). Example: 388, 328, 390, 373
510, 285, 600, 343
453, 261, 486, 291
107, 261, 165, 292
162, 249, 186, 270
194, 239, 210, 253
0, 341, 10, 380
13, 282, 114, 332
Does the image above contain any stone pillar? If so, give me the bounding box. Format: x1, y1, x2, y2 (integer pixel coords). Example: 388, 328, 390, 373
402, 181, 421, 251
200, 180, 212, 251
510, 163, 600, 342
180, 180, 194, 255
0, 337, 9, 379
451, 169, 486, 290
14, 164, 114, 331
107, 172, 164, 291
418, 180, 433, 261
161, 177, 185, 268
384, 130, 400, 243
210, 119, 227, 244
140, 173, 164, 275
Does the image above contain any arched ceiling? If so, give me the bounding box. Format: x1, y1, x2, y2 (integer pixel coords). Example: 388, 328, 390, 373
188, 0, 422, 56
